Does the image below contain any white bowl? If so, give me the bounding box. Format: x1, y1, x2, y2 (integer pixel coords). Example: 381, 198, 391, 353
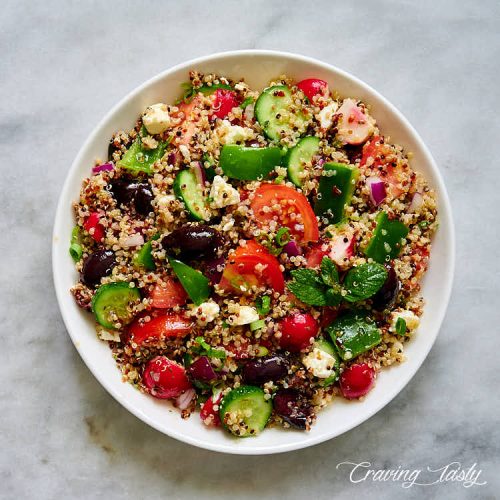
52, 50, 455, 455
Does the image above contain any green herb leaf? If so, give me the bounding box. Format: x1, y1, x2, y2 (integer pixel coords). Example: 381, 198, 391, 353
255, 295, 271, 316
395, 317, 407, 335
343, 263, 388, 303
287, 269, 330, 306
194, 336, 226, 359
320, 257, 339, 287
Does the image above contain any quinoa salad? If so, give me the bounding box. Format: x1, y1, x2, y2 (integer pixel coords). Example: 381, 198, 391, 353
69, 71, 437, 437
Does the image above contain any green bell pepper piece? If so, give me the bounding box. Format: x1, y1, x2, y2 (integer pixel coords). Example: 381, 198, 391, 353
327, 310, 382, 361
314, 162, 359, 223
133, 234, 160, 271
169, 258, 210, 306
219, 144, 282, 180
117, 135, 169, 175
364, 211, 409, 263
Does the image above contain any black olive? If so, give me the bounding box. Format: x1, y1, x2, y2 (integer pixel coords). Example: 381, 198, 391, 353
372, 264, 401, 310
109, 180, 153, 217
242, 355, 288, 385
273, 389, 314, 430
134, 183, 154, 216
82, 249, 116, 287
162, 225, 223, 260
109, 179, 138, 206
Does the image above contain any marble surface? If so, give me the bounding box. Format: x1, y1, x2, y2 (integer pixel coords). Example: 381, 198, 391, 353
1, 0, 499, 498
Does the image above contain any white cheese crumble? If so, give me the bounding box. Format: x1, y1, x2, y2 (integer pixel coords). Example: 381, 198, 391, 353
209, 175, 241, 208
217, 119, 256, 144
227, 304, 259, 326
302, 348, 336, 378
142, 103, 177, 134
390, 309, 420, 333
316, 101, 339, 130
190, 301, 220, 325
179, 144, 191, 162
97, 327, 121, 342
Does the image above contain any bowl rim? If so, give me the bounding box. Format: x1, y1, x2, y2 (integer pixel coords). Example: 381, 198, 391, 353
52, 49, 455, 455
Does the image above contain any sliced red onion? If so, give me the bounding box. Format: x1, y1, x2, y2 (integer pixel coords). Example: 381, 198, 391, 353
366, 176, 386, 206
316, 158, 326, 168
283, 241, 302, 257
92, 162, 114, 174
175, 388, 196, 410
121, 233, 144, 248
188, 356, 218, 383
409, 192, 424, 213
192, 162, 206, 186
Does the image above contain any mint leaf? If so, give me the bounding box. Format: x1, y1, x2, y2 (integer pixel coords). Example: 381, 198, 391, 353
343, 263, 388, 302
287, 269, 330, 306
320, 257, 339, 287
395, 317, 407, 335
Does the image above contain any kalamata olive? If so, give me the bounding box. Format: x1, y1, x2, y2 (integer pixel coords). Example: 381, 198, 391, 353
372, 264, 401, 310
109, 179, 137, 206
134, 184, 154, 216
204, 256, 226, 284
162, 225, 222, 260
82, 249, 115, 287
242, 355, 288, 385
273, 389, 314, 430
109, 180, 153, 216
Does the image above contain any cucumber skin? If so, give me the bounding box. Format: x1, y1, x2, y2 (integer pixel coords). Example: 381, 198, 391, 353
219, 145, 282, 181
255, 85, 306, 142
314, 162, 359, 224
173, 169, 209, 221
285, 136, 320, 187
91, 282, 141, 330
219, 385, 272, 437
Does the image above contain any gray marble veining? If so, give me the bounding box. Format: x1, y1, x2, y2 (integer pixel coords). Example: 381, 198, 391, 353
1, 0, 499, 498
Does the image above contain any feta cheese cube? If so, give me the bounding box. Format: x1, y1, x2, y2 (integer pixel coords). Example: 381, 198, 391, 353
142, 103, 177, 134
210, 175, 240, 208
316, 101, 339, 130
217, 120, 256, 144
190, 301, 220, 325
228, 304, 259, 326
390, 309, 420, 333
302, 348, 336, 378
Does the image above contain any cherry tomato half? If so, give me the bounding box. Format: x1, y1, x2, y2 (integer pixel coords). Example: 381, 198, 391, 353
142, 356, 192, 399
339, 363, 375, 399
219, 240, 285, 294
297, 78, 329, 101
212, 89, 240, 119
250, 184, 319, 243
279, 312, 319, 352
149, 280, 188, 309
84, 212, 105, 243
126, 313, 193, 346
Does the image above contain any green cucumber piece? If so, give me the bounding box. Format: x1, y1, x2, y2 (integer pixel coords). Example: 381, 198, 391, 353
117, 136, 168, 174
169, 258, 210, 306
313, 339, 341, 386
219, 385, 272, 437
255, 85, 308, 142
364, 211, 409, 263
91, 282, 141, 330
314, 162, 359, 223
219, 144, 282, 180
174, 169, 211, 221
133, 234, 160, 271
327, 310, 382, 361
285, 136, 320, 187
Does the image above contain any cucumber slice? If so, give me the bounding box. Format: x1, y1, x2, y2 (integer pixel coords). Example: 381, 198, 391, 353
285, 136, 320, 187
219, 144, 282, 180
91, 282, 141, 329
255, 85, 308, 142
174, 169, 211, 221
169, 258, 210, 306
219, 385, 272, 437
314, 162, 359, 223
